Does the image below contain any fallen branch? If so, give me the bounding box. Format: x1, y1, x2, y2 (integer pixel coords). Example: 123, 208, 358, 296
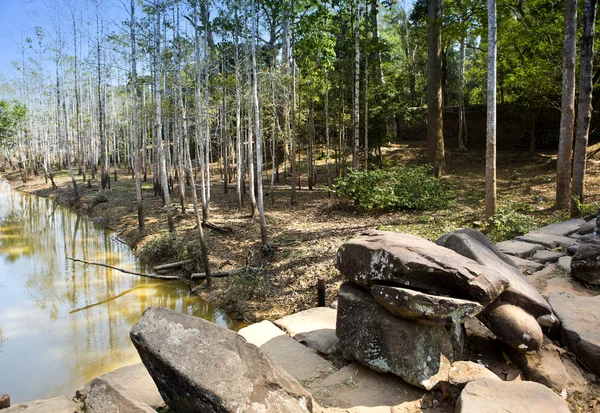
67, 257, 179, 280
154, 259, 192, 271
190, 266, 260, 280
201, 221, 234, 235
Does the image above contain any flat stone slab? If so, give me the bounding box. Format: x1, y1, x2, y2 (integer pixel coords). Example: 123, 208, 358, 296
509, 256, 544, 273
447, 361, 500, 394
496, 240, 544, 258
549, 292, 600, 376
530, 250, 564, 264
516, 233, 577, 248
75, 363, 164, 410
77, 376, 155, 413
574, 219, 596, 235
371, 285, 483, 325
239, 320, 334, 383
531, 219, 586, 237
557, 256, 572, 272
3, 397, 77, 413
274, 308, 339, 355
307, 363, 426, 413
456, 378, 570, 413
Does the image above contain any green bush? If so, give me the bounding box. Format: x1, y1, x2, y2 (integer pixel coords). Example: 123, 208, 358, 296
485, 206, 537, 242
334, 166, 452, 211
138, 232, 183, 266
182, 240, 205, 273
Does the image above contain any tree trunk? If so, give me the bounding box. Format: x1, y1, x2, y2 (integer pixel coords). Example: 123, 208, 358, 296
353, 0, 361, 172
426, 0, 445, 177
485, 0, 497, 218
572, 0, 597, 215
131, 0, 144, 229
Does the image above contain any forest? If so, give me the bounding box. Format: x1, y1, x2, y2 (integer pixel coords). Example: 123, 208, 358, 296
1, 0, 600, 315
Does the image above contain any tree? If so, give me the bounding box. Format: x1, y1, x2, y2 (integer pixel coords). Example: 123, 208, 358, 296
572, 0, 598, 215
131, 0, 144, 229
485, 0, 496, 218
426, 0, 445, 177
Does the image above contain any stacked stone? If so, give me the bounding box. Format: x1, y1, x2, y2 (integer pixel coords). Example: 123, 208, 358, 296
334, 229, 556, 390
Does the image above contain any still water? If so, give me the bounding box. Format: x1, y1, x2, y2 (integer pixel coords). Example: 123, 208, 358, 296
0, 180, 238, 404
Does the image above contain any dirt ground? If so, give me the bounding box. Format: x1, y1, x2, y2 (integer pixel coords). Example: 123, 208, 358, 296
4, 141, 600, 324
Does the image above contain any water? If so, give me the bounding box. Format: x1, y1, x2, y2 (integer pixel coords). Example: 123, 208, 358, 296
0, 180, 238, 404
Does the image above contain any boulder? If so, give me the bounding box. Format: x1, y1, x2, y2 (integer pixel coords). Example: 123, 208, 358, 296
549, 292, 600, 376
274, 308, 339, 355
436, 230, 552, 319
496, 240, 544, 258
531, 219, 586, 237
456, 378, 571, 413
530, 250, 563, 264
371, 285, 483, 325
509, 256, 544, 273
336, 230, 508, 304
515, 233, 577, 248
446, 361, 500, 395
557, 256, 571, 273
446, 323, 467, 360
478, 301, 543, 353
75, 363, 164, 410
77, 376, 156, 413
130, 307, 313, 413
238, 320, 334, 383
574, 219, 596, 235
2, 397, 77, 413
570, 243, 600, 285
336, 282, 454, 390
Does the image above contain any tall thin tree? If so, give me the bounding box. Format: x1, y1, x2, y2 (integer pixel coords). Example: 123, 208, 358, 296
485, 0, 497, 218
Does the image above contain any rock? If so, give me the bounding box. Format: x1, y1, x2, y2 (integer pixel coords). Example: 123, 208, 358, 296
516, 232, 577, 248
130, 307, 313, 413
549, 292, 600, 376
574, 219, 596, 235
75, 363, 164, 410
530, 250, 563, 264
371, 285, 483, 325
2, 397, 77, 413
478, 301, 543, 352
531, 219, 586, 237
274, 308, 339, 355
456, 378, 571, 413
446, 323, 467, 360
437, 230, 552, 319
509, 256, 544, 273
336, 282, 454, 390
336, 230, 508, 304
329, 300, 338, 309
446, 361, 500, 395
496, 240, 544, 258
557, 256, 571, 272
238, 320, 334, 383
307, 363, 426, 413
77, 376, 156, 413
570, 243, 600, 285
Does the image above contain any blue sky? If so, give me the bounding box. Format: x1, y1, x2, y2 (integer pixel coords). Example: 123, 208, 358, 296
0, 0, 43, 73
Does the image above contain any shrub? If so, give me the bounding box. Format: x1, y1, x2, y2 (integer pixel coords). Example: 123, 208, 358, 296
334, 166, 452, 211
138, 232, 183, 266
182, 240, 205, 273
485, 205, 537, 242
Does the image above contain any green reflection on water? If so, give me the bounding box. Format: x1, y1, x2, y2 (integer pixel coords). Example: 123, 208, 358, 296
0, 181, 240, 404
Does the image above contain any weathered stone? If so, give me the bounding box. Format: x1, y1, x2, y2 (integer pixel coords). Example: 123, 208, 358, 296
75, 363, 164, 410
496, 240, 544, 258
549, 292, 600, 376
336, 230, 508, 304
570, 243, 600, 285
130, 307, 313, 413
574, 219, 596, 235
456, 378, 571, 413
437, 230, 552, 319
446, 323, 467, 360
238, 320, 334, 383
530, 250, 563, 264
446, 361, 500, 395
557, 256, 571, 273
516, 232, 577, 248
509, 256, 544, 273
2, 397, 77, 413
77, 376, 156, 413
336, 282, 454, 390
371, 285, 483, 325
307, 363, 426, 413
531, 219, 586, 237
478, 302, 543, 352
274, 308, 339, 355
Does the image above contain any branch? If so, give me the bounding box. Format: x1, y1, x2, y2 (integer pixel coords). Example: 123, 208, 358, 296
67, 257, 179, 280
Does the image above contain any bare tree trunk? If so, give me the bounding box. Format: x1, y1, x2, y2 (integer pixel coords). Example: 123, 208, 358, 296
457, 0, 467, 152
96, 0, 109, 190
572, 0, 597, 215
290, 10, 297, 206
485, 0, 497, 218
308, 97, 315, 189
234, 3, 243, 214
325, 68, 331, 190
352, 0, 360, 172
174, 4, 186, 214
426, 0, 445, 177
131, 0, 144, 229
245, 11, 258, 218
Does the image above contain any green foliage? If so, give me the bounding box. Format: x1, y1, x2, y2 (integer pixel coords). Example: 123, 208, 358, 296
0, 100, 26, 148
485, 204, 537, 242
182, 240, 205, 274
334, 166, 453, 211
138, 233, 183, 266
219, 269, 262, 319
